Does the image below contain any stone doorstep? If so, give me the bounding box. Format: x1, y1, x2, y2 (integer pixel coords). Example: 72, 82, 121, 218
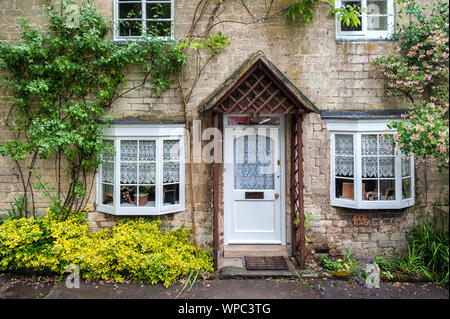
218, 257, 299, 279
223, 245, 289, 258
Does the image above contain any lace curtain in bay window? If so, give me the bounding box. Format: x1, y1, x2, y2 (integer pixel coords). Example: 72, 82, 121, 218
163, 140, 180, 184
361, 134, 395, 178
120, 140, 156, 185
335, 134, 354, 177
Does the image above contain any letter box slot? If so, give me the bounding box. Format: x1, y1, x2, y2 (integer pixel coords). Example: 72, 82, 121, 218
245, 192, 264, 199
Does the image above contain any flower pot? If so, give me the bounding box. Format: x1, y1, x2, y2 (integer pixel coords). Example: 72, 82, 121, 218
135, 193, 149, 207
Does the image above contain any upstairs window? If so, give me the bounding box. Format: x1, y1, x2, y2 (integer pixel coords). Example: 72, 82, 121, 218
335, 0, 394, 41
114, 0, 174, 40
327, 120, 414, 210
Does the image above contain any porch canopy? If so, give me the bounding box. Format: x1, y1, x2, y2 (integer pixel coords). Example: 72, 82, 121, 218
198, 51, 320, 268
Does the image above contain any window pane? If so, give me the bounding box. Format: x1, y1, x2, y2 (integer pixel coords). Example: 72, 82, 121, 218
163, 184, 179, 205
335, 134, 353, 155
139, 140, 156, 161
119, 3, 142, 19
102, 140, 115, 161
361, 135, 377, 155
121, 162, 137, 184
341, 0, 362, 8
367, 0, 388, 14
402, 178, 412, 199
120, 185, 137, 207
102, 162, 114, 183
402, 156, 411, 177
362, 157, 378, 178
119, 20, 143, 37
163, 140, 180, 161
380, 179, 395, 200
335, 156, 354, 177
138, 186, 155, 207
146, 21, 171, 37
362, 179, 378, 200
227, 116, 280, 126
367, 16, 388, 31
379, 157, 395, 178
379, 134, 394, 155
147, 2, 171, 19
121, 140, 138, 161
163, 162, 180, 183
340, 1, 362, 31
341, 19, 362, 32
336, 179, 354, 200
102, 184, 114, 206
139, 163, 156, 184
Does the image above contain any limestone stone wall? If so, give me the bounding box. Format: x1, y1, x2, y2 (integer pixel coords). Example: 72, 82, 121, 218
1, 0, 448, 259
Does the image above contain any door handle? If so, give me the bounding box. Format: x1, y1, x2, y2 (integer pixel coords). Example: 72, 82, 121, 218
275, 193, 279, 199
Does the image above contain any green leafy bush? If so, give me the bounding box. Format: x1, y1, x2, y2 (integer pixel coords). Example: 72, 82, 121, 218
319, 249, 358, 273
0, 212, 213, 287
393, 215, 449, 284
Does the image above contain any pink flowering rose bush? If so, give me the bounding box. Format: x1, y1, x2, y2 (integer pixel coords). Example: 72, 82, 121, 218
373, 0, 449, 170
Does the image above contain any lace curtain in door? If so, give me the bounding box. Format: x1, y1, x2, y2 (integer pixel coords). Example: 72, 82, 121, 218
234, 135, 274, 190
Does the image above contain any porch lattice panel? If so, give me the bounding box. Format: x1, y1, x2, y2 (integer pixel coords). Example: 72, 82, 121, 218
212, 61, 304, 114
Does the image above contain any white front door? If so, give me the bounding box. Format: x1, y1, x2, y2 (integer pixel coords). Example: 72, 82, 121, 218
224, 115, 285, 245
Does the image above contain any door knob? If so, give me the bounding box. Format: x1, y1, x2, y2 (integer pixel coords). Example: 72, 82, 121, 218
275, 193, 279, 199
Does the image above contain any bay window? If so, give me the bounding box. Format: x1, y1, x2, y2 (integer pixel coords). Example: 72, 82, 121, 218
328, 120, 414, 209
97, 124, 185, 215
335, 0, 394, 40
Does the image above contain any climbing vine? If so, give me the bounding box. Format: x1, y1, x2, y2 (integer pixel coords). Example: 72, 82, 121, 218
373, 0, 449, 170
0, 0, 184, 218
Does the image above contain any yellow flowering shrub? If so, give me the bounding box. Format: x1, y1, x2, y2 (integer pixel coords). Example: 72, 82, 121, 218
0, 211, 213, 286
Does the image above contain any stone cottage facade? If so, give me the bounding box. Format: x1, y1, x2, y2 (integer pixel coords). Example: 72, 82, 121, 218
0, 0, 448, 269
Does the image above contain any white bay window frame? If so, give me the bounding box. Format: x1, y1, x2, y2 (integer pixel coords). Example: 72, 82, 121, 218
327, 119, 414, 210
114, 0, 174, 41
335, 0, 395, 41
97, 124, 185, 215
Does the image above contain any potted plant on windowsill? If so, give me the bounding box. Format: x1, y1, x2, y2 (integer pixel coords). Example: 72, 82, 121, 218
136, 186, 151, 207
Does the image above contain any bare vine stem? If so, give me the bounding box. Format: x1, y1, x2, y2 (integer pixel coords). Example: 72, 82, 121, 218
176, 0, 287, 255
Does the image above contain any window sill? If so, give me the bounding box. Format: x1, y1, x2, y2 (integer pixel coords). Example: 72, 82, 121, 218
96, 204, 185, 216
335, 37, 398, 42
112, 38, 175, 44
331, 198, 414, 210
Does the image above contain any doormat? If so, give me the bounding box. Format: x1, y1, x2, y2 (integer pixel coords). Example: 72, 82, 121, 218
244, 256, 289, 271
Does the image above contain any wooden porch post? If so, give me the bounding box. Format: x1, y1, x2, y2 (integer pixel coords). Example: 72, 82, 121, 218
290, 113, 306, 268
213, 112, 220, 269
290, 115, 298, 261
297, 114, 306, 268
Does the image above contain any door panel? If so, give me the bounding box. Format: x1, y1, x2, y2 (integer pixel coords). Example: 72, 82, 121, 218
234, 201, 275, 232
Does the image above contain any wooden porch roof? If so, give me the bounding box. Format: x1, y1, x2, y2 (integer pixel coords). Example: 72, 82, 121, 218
198, 50, 320, 114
